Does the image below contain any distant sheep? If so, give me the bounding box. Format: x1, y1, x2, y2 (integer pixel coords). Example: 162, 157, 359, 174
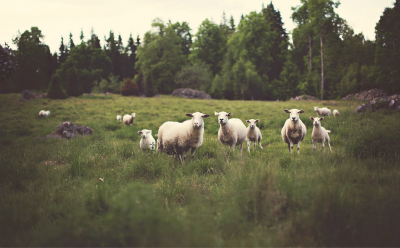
138, 129, 156, 154
310, 116, 332, 151
281, 109, 306, 154
157, 112, 210, 163
215, 111, 247, 157
116, 115, 122, 121
333, 109, 340, 117
39, 110, 50, 117
314, 107, 331, 117
123, 113, 136, 125
246, 119, 263, 153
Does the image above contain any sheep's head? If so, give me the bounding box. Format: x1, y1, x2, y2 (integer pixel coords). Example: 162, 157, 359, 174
186, 112, 209, 128
284, 109, 304, 123
310, 116, 323, 126
214, 111, 232, 125
131, 113, 136, 118
246, 119, 259, 128
313, 106, 319, 111
138, 129, 152, 139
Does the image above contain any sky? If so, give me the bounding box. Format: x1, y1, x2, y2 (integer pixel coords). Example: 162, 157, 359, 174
1, 0, 396, 54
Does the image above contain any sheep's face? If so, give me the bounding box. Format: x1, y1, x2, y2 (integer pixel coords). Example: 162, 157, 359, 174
186, 112, 210, 128
138, 129, 152, 139
284, 109, 304, 123
131, 113, 136, 118
246, 119, 259, 128
309, 116, 323, 126
314, 106, 318, 111
214, 111, 232, 125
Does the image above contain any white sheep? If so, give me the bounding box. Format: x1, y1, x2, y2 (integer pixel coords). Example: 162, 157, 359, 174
281, 109, 307, 154
157, 112, 210, 163
309, 116, 332, 151
39, 110, 50, 117
215, 111, 247, 157
138, 129, 156, 154
123, 113, 136, 125
314, 107, 331, 117
333, 109, 340, 117
116, 115, 122, 121
246, 119, 263, 153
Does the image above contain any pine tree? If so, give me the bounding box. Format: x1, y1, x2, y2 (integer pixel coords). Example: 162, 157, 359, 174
69, 32, 75, 49
47, 74, 67, 99
59, 37, 67, 64
80, 29, 84, 42
65, 67, 83, 97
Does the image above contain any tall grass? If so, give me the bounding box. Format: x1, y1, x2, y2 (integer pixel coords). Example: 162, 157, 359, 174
0, 94, 399, 246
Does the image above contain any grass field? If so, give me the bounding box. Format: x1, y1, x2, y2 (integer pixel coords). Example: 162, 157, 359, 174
1, 93, 400, 246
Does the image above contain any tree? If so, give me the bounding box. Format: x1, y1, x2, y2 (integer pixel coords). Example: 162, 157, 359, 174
47, 74, 67, 99
374, 0, 400, 93
170, 21, 192, 56
69, 32, 75, 49
120, 78, 139, 96
65, 67, 83, 97
59, 37, 68, 64
175, 62, 213, 91
190, 19, 227, 76
88, 28, 101, 49
135, 19, 187, 94
80, 29, 84, 43
0, 43, 17, 92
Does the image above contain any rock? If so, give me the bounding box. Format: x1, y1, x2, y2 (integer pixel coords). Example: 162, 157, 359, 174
19, 90, 46, 101
155, 94, 161, 98
172, 88, 211, 99
290, 95, 317, 100
342, 89, 389, 101
36, 122, 93, 139
389, 99, 396, 108
355, 104, 366, 114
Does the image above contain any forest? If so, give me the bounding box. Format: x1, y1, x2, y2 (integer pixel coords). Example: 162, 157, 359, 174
1, 0, 399, 100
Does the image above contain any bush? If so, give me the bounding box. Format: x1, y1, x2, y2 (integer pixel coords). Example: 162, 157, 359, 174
47, 74, 68, 99
92, 74, 122, 94
65, 68, 83, 97
120, 78, 139, 96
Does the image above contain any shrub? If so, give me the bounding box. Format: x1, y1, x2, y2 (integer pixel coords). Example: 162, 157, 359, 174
47, 74, 68, 99
65, 67, 83, 97
120, 78, 139, 96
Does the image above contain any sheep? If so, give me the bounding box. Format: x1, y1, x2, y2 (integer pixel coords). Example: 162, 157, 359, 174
138, 129, 156, 154
215, 111, 247, 157
281, 109, 306, 154
39, 110, 50, 117
157, 112, 210, 163
116, 115, 122, 121
309, 116, 332, 151
314, 107, 331, 117
123, 113, 136, 125
333, 109, 340, 117
246, 119, 263, 153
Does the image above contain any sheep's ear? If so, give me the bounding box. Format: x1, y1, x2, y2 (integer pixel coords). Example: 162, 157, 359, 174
149, 130, 152, 133
138, 131, 142, 134
228, 112, 232, 116
284, 109, 290, 113
299, 110, 305, 114
214, 111, 219, 116
246, 120, 250, 123
186, 113, 193, 117
203, 114, 210, 118
320, 117, 324, 121
255, 119, 259, 122
309, 116, 314, 120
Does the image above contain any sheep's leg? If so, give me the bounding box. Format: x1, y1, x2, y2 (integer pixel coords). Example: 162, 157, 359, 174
313, 139, 316, 151
258, 138, 263, 149
297, 142, 301, 154
253, 141, 256, 149
240, 143, 243, 157
178, 154, 184, 165
322, 140, 325, 150
327, 140, 332, 151
287, 143, 291, 152
190, 147, 197, 159
247, 141, 251, 153
290, 142, 294, 153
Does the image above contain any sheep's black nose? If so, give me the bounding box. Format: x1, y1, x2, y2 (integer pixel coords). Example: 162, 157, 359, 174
220, 119, 223, 121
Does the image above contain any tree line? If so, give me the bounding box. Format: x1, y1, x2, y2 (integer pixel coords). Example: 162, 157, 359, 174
1, 0, 399, 100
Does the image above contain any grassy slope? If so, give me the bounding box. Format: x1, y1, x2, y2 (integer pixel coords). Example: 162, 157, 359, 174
0, 93, 399, 246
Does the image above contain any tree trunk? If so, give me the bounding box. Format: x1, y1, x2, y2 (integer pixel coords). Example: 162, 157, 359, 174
320, 35, 324, 100
309, 34, 312, 72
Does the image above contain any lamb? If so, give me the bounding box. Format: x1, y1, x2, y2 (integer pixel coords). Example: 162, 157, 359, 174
116, 115, 122, 121
314, 107, 331, 117
309, 116, 332, 151
39, 110, 50, 117
281, 109, 306, 154
215, 111, 247, 157
157, 112, 210, 163
123, 113, 136, 125
138, 129, 156, 154
333, 109, 340, 117
246, 119, 263, 153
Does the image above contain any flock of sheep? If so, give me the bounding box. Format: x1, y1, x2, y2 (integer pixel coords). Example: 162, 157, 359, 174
113, 106, 340, 164
39, 105, 340, 164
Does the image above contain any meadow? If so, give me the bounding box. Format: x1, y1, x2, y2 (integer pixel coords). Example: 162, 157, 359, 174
1, 93, 399, 246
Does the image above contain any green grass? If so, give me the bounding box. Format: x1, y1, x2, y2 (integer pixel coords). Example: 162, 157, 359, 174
0, 93, 399, 246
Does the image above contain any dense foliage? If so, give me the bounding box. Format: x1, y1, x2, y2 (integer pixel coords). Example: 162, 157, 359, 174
2, 1, 399, 99
120, 78, 139, 96
46, 74, 67, 99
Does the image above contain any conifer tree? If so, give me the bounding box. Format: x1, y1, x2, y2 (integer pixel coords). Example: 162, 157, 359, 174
65, 67, 83, 97
47, 74, 67, 99
80, 29, 84, 43
59, 37, 67, 64
69, 32, 75, 49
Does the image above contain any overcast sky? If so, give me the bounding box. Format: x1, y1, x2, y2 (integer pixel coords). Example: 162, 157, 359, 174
1, 0, 395, 54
